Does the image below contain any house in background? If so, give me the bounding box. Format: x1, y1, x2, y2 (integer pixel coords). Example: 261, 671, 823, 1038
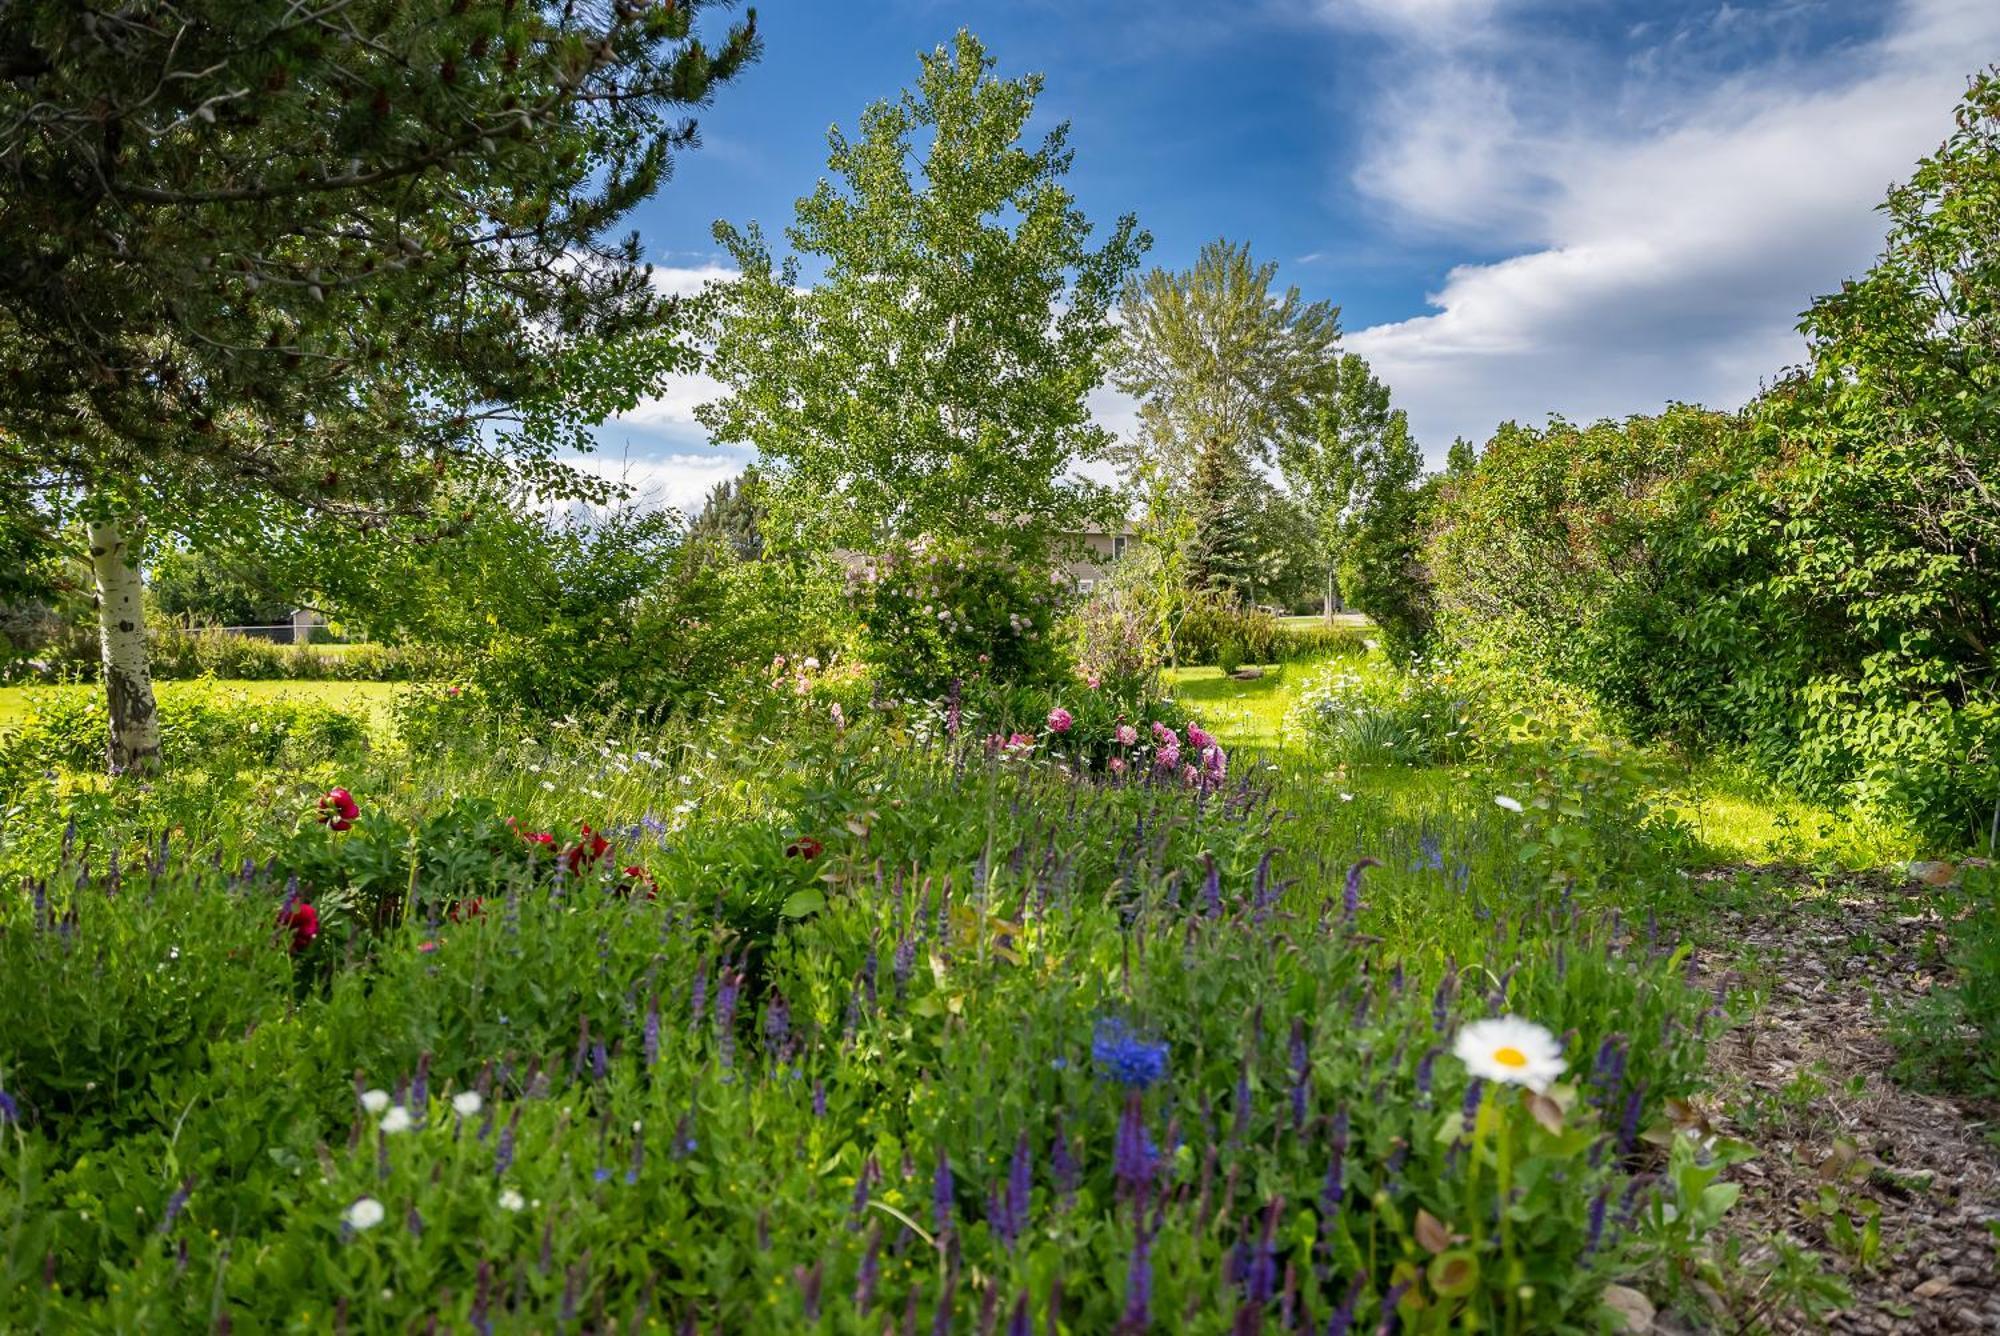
1060, 523, 1136, 593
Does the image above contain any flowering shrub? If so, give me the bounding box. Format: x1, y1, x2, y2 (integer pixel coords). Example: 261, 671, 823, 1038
849, 536, 1071, 696
1287, 656, 1476, 766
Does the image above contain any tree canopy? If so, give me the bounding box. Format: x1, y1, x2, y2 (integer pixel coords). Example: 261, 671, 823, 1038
699, 31, 1146, 561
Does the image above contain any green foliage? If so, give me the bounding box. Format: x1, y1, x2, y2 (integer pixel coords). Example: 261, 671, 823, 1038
702, 31, 1144, 563
23, 626, 427, 684
0, 699, 1729, 1331
850, 536, 1071, 698
147, 545, 298, 627
1288, 657, 1475, 768
1892, 864, 2000, 1097
0, 682, 369, 788
1175, 597, 1369, 668
688, 468, 768, 561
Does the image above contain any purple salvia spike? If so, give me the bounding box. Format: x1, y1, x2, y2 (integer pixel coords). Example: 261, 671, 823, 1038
644, 995, 662, 1070
1341, 857, 1379, 920
855, 1226, 881, 1316
933, 1149, 955, 1236
1121, 1221, 1153, 1331
1006, 1132, 1032, 1244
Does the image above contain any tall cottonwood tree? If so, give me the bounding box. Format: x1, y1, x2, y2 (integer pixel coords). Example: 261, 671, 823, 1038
1112, 240, 1341, 591
1277, 351, 1409, 621
699, 31, 1146, 562
0, 0, 757, 772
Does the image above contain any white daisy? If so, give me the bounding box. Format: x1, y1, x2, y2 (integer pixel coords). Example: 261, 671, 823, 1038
1493, 795, 1524, 813
497, 1188, 526, 1212
451, 1091, 483, 1118
1452, 1016, 1564, 1093
378, 1106, 414, 1134
359, 1089, 390, 1115
343, 1197, 385, 1231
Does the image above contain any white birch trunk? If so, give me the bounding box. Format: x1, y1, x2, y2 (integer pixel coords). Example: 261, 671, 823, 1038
86, 514, 162, 775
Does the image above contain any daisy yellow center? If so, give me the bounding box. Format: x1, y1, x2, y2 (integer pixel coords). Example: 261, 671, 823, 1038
1492, 1046, 1530, 1068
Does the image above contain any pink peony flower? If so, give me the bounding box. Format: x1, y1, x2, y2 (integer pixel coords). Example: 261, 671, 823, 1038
1046, 707, 1074, 735
1108, 756, 1127, 775
1179, 762, 1200, 787
1186, 723, 1215, 751
1115, 724, 1139, 747
1156, 742, 1182, 771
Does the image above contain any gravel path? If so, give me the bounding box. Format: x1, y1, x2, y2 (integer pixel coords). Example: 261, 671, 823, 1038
1691, 865, 1999, 1333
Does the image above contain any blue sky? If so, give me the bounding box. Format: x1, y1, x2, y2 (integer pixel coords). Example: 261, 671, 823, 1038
581, 0, 1999, 508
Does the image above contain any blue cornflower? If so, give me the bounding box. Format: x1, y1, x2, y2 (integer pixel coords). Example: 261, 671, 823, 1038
1092, 1018, 1169, 1090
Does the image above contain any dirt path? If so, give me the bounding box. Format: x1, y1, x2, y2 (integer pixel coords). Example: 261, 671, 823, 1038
1690, 866, 2000, 1333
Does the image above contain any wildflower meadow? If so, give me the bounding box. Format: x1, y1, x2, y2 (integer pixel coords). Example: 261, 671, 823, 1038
5, 8, 1999, 1333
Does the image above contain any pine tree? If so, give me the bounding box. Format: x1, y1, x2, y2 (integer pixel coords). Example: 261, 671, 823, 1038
690, 469, 767, 561
1, 0, 757, 771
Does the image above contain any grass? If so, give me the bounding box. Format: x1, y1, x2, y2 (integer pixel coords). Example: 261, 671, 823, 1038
1163, 661, 1309, 751
1169, 653, 1921, 871
0, 679, 406, 735
1279, 612, 1370, 630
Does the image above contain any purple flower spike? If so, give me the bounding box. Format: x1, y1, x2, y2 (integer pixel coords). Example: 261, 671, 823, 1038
1121, 1222, 1153, 1332
1006, 1133, 1033, 1243
856, 1226, 881, 1316
1342, 857, 1379, 920
933, 1149, 956, 1236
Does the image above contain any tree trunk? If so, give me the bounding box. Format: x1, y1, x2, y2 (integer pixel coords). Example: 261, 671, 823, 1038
86, 514, 161, 776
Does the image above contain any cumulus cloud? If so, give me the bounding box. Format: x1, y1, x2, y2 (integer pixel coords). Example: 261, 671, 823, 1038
561, 447, 752, 513
1335, 0, 2000, 456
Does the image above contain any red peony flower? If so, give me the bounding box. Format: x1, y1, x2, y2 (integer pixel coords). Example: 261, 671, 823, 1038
785, 835, 824, 860
317, 788, 359, 832
277, 901, 319, 954
447, 897, 484, 924
621, 865, 659, 899
563, 823, 611, 874
507, 817, 557, 850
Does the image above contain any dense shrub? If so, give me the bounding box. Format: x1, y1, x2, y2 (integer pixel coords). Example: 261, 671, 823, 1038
1175, 596, 1369, 667
11, 625, 429, 683
849, 536, 1071, 697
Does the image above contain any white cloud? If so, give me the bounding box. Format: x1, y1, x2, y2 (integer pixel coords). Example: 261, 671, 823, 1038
648, 262, 738, 300
561, 449, 751, 513
1334, 0, 2000, 456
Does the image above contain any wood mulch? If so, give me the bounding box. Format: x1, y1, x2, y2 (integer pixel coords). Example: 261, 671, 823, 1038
1685, 864, 1999, 1333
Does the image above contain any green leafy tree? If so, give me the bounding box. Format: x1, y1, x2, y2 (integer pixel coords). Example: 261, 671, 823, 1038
1277, 351, 1401, 620
148, 546, 298, 628
1112, 239, 1341, 590
700, 31, 1145, 563
1335, 406, 1431, 655
0, 0, 757, 771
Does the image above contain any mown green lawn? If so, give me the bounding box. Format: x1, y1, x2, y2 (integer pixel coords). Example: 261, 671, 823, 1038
1277, 612, 1370, 630
1162, 662, 1308, 752
0, 679, 406, 734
